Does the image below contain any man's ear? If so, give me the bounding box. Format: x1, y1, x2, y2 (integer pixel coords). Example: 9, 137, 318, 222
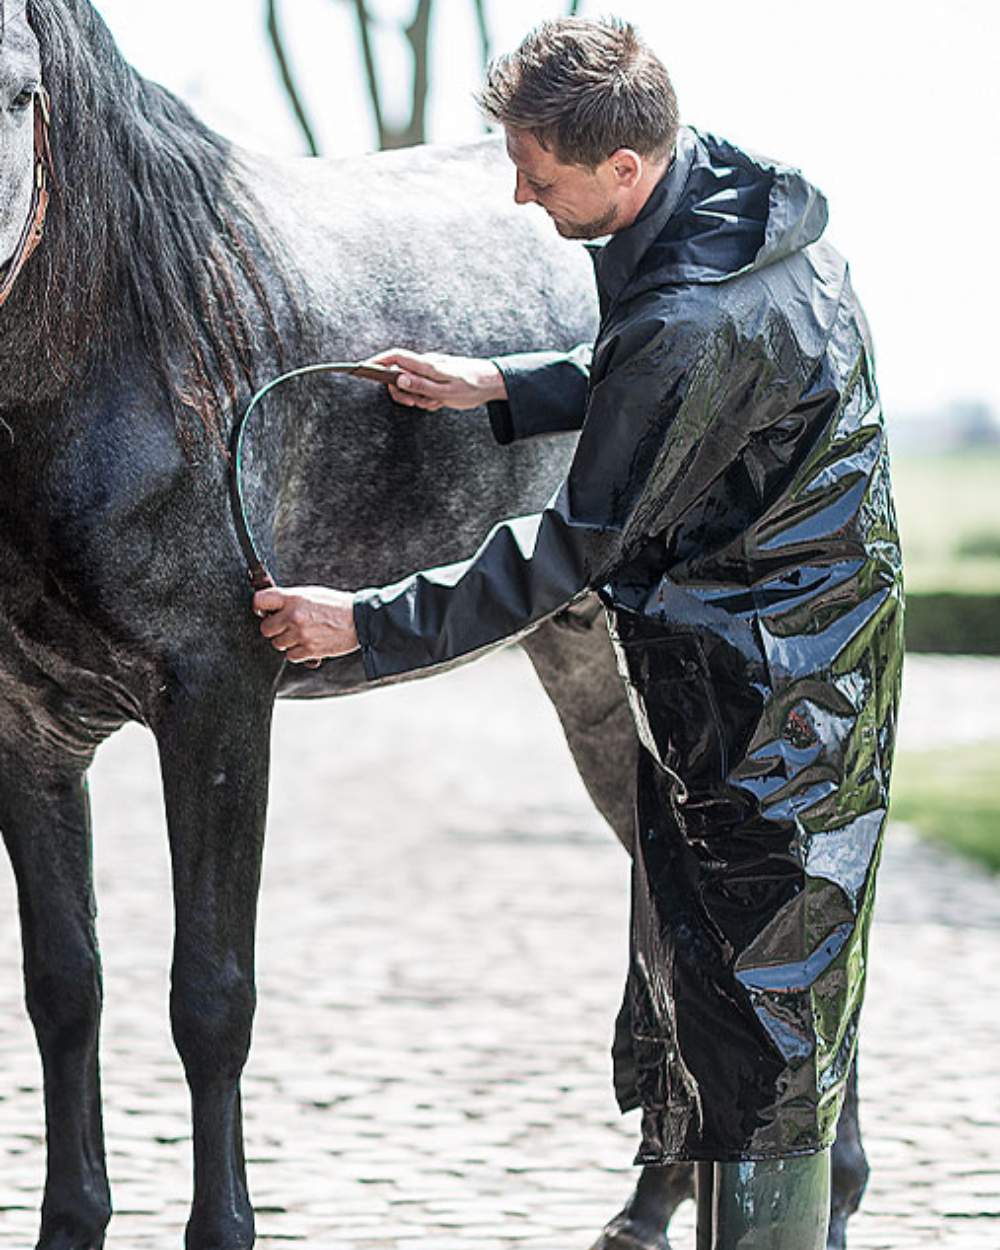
610, 148, 643, 189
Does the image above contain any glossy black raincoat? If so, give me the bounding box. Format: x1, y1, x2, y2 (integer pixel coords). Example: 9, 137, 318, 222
353, 126, 904, 1164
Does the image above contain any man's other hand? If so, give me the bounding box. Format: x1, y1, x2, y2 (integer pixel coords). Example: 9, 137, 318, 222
368, 349, 508, 411
253, 586, 359, 664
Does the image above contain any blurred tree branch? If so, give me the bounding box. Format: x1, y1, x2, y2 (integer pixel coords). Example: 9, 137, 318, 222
267, 0, 588, 155
351, 0, 386, 144
265, 0, 320, 156
475, 0, 585, 71
352, 0, 433, 150
403, 0, 434, 149
472, 0, 491, 66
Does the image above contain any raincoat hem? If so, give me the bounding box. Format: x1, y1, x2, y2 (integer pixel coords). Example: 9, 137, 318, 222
632, 1142, 834, 1167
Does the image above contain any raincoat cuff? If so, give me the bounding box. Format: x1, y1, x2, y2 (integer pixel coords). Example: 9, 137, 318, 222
486, 398, 515, 447
486, 350, 590, 445
352, 592, 382, 682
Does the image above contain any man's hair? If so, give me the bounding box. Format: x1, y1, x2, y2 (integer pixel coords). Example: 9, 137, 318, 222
477, 17, 679, 169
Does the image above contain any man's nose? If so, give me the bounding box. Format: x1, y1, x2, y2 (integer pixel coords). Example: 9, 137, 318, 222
514, 171, 535, 206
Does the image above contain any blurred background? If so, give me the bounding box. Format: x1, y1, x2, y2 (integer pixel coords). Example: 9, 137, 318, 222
92, 0, 1000, 871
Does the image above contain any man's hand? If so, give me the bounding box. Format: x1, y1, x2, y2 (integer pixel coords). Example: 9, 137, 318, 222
368, 349, 508, 411
253, 586, 359, 664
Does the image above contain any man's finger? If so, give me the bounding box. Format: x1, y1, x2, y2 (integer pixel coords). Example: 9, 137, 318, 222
388, 382, 440, 410
368, 349, 451, 383
253, 588, 287, 616
286, 645, 319, 664
388, 383, 418, 407
396, 372, 450, 399
259, 613, 292, 640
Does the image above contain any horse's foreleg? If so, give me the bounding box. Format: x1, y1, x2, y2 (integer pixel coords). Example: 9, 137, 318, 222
0, 761, 111, 1250
155, 680, 274, 1250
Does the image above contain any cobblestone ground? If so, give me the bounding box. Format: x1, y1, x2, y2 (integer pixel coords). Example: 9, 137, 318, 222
0, 653, 998, 1249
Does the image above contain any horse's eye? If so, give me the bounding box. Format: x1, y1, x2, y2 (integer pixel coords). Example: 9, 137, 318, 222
11, 89, 35, 111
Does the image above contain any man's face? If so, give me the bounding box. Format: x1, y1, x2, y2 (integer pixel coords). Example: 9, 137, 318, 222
505, 128, 624, 240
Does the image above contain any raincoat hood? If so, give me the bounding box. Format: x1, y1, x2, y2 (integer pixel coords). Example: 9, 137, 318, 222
594, 126, 831, 307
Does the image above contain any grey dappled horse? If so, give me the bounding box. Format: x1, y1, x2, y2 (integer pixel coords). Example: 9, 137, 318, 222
0, 3, 867, 1248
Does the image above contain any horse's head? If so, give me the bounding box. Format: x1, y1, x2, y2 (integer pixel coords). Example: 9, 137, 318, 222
0, 0, 280, 435
0, 2, 42, 272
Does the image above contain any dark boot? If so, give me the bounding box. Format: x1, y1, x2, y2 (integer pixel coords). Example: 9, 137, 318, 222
695, 1150, 830, 1250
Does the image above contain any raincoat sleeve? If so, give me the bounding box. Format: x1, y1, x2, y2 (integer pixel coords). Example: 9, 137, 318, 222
486, 344, 593, 445
353, 314, 723, 682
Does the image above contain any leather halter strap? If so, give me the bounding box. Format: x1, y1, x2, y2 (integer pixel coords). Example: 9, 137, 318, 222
229, 360, 402, 592
0, 88, 54, 310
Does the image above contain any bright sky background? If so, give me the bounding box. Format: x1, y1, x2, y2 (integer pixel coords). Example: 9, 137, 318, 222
92, 0, 999, 423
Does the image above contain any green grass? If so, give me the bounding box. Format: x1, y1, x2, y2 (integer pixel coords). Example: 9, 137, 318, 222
891, 742, 1000, 871
893, 450, 1000, 593
904, 560, 1000, 595
956, 530, 1000, 560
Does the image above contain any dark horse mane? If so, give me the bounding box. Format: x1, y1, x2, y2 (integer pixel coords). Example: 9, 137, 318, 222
0, 0, 291, 453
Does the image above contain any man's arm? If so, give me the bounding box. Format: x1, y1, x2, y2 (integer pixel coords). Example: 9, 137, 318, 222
370, 345, 593, 444
252, 343, 591, 665
350, 316, 719, 681
487, 344, 593, 445
254, 313, 749, 672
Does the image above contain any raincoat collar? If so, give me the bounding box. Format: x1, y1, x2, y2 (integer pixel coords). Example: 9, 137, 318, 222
590, 126, 700, 312
590, 125, 830, 313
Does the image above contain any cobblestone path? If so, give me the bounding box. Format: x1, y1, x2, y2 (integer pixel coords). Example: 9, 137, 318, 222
0, 653, 997, 1248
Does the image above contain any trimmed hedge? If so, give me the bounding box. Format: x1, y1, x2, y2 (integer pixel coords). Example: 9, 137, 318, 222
891, 744, 1000, 872
905, 592, 1000, 654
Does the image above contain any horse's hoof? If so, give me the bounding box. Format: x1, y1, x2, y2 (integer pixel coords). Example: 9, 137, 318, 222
35, 1234, 105, 1250
184, 1216, 254, 1250
35, 1214, 108, 1250
588, 1212, 669, 1250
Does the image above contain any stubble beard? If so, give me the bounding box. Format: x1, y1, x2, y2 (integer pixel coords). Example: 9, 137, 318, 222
550, 201, 620, 240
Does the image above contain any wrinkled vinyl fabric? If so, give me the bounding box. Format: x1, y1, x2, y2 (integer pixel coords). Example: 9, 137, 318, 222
353, 126, 904, 1163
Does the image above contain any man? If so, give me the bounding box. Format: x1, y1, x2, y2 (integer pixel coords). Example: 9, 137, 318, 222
254, 17, 903, 1248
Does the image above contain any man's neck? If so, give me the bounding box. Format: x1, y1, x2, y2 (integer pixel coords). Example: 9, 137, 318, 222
617, 157, 672, 232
